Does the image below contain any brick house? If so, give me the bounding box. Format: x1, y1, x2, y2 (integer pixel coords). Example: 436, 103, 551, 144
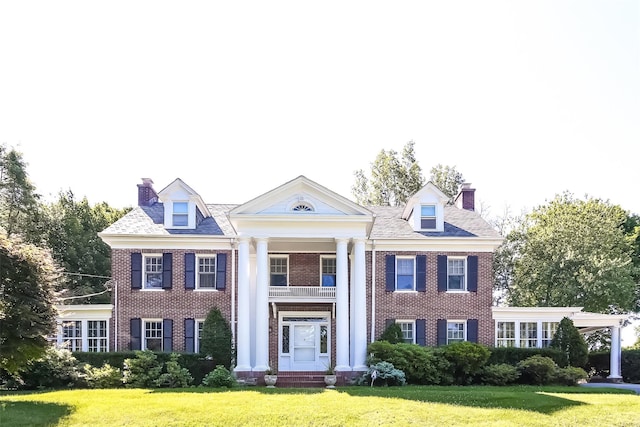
71, 175, 625, 382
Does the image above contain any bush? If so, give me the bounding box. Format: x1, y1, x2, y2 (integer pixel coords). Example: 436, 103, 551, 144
83, 363, 122, 388
436, 342, 491, 385
550, 317, 588, 368
517, 355, 557, 385
155, 353, 193, 388
488, 347, 566, 367
479, 364, 520, 386
19, 348, 83, 389
553, 366, 588, 386
379, 323, 404, 344
123, 350, 163, 388
200, 308, 234, 368
622, 349, 640, 383
362, 361, 406, 386
202, 365, 236, 388
367, 341, 445, 385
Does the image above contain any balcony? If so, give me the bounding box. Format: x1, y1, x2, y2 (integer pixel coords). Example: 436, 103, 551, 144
269, 286, 336, 303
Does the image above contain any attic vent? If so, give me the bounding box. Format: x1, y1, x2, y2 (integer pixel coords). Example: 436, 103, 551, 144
292, 203, 313, 212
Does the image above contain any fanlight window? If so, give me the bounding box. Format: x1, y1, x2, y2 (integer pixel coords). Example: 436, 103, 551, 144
292, 203, 313, 212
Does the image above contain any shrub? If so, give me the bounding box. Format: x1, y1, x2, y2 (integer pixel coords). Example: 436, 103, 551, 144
155, 353, 193, 388
436, 342, 491, 385
487, 346, 565, 367
362, 361, 406, 386
367, 341, 445, 385
123, 350, 162, 388
550, 317, 588, 368
83, 363, 122, 389
479, 364, 520, 386
200, 308, 234, 368
517, 355, 557, 385
202, 365, 236, 388
553, 366, 588, 386
379, 323, 404, 344
19, 348, 83, 389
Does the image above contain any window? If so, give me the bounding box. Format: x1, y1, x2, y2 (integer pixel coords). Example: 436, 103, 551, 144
396, 257, 415, 291
62, 321, 82, 351
144, 255, 163, 289
447, 321, 466, 344
496, 321, 515, 347
447, 258, 466, 291
195, 320, 205, 353
144, 320, 163, 351
321, 256, 336, 287
292, 203, 313, 212
270, 256, 288, 286
88, 320, 108, 352
397, 321, 415, 344
197, 256, 216, 289
421, 205, 436, 229
172, 202, 188, 227
520, 322, 538, 348
542, 322, 558, 348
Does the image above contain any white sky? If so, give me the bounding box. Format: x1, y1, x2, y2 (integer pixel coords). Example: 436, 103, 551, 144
1, 2, 638, 342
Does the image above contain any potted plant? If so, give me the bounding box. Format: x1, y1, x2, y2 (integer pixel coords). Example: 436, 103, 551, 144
264, 365, 277, 388
324, 364, 337, 388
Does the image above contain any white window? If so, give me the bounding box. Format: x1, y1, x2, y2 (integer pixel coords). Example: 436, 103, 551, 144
447, 321, 466, 344
496, 321, 516, 348
270, 256, 288, 286
144, 255, 163, 289
447, 258, 466, 291
62, 320, 82, 351
542, 322, 558, 348
172, 202, 189, 227
88, 320, 108, 352
195, 320, 205, 353
520, 322, 538, 348
197, 256, 216, 289
144, 320, 163, 351
397, 321, 415, 344
420, 205, 437, 229
321, 256, 336, 287
396, 257, 415, 291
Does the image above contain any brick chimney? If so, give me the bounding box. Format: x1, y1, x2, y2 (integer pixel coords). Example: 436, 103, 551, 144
455, 183, 475, 211
137, 178, 158, 207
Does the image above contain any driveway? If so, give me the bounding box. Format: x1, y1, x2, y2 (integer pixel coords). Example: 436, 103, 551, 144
580, 382, 640, 394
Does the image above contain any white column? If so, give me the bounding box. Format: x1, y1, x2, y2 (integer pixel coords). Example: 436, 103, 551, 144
353, 238, 367, 371
254, 238, 270, 371
235, 237, 252, 372
608, 325, 622, 380
335, 238, 350, 372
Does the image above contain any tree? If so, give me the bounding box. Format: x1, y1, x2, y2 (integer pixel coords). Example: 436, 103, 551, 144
352, 141, 424, 206
0, 229, 60, 374
200, 307, 233, 368
429, 164, 464, 202
506, 192, 637, 313
550, 317, 588, 368
0, 145, 40, 238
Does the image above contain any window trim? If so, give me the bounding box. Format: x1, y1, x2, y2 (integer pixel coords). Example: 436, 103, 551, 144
320, 255, 337, 287
142, 319, 163, 351
396, 320, 416, 344
447, 256, 467, 292
496, 321, 516, 348
194, 319, 205, 354
420, 204, 437, 230
171, 201, 189, 227
142, 254, 164, 290
446, 320, 467, 344
195, 255, 217, 291
494, 320, 559, 348
269, 255, 289, 287
395, 256, 416, 291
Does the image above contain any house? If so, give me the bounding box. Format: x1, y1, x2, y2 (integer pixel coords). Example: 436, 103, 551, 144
52, 175, 627, 383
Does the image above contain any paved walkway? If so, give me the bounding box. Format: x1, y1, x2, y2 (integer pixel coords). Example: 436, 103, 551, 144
580, 382, 640, 394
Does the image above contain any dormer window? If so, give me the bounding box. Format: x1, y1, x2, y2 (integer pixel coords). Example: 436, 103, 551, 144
292, 203, 313, 212
420, 205, 436, 229
172, 202, 189, 226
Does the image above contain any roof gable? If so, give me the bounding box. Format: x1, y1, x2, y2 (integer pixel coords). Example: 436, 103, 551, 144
402, 181, 450, 220
157, 178, 210, 218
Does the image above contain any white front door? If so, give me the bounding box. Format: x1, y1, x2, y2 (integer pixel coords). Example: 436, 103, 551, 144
278, 312, 330, 371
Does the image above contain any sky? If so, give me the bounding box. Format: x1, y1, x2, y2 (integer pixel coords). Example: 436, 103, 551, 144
1, 2, 638, 342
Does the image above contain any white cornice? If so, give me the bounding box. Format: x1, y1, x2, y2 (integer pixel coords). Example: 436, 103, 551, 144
370, 238, 503, 252
99, 233, 235, 250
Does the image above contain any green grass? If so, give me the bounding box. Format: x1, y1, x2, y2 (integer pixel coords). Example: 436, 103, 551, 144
0, 386, 638, 427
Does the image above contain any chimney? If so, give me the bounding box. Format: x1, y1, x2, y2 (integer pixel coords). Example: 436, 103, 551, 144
137, 178, 158, 207
455, 182, 475, 211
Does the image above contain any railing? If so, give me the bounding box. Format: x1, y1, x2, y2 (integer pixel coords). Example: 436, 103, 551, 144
269, 286, 336, 301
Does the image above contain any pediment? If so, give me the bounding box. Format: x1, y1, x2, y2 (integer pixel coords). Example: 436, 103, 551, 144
157, 178, 210, 218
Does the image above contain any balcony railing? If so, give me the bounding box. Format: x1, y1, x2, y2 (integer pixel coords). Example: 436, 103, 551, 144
269, 286, 336, 302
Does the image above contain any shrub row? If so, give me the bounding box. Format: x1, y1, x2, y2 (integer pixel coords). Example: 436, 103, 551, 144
587, 349, 640, 383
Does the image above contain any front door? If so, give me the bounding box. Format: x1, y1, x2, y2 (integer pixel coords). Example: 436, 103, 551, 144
278, 313, 330, 371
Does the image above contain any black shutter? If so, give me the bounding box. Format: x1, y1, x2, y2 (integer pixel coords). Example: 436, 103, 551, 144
437, 255, 447, 292
185, 253, 195, 290
437, 319, 447, 346
416, 255, 427, 292
416, 319, 426, 346
162, 253, 173, 289
385, 255, 396, 291
467, 256, 478, 292
163, 319, 173, 352
467, 319, 479, 343
130, 318, 141, 350
184, 318, 195, 353
216, 253, 227, 290
131, 253, 142, 289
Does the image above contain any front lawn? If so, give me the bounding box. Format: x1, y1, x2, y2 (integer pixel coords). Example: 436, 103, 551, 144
0, 386, 638, 426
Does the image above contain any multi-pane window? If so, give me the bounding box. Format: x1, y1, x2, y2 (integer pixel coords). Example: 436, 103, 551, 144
520, 322, 538, 348
496, 321, 516, 347
62, 321, 82, 351
321, 257, 336, 287
320, 325, 328, 354
447, 321, 466, 344
88, 320, 108, 352
198, 257, 216, 289
172, 202, 188, 226
195, 320, 204, 353
542, 322, 558, 348
398, 322, 415, 344
144, 256, 163, 289
421, 205, 436, 229
396, 257, 415, 291
282, 325, 290, 354
144, 321, 163, 351
270, 256, 288, 286
447, 258, 466, 291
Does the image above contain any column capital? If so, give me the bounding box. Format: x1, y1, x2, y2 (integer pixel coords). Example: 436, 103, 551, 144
335, 237, 350, 245
237, 235, 252, 244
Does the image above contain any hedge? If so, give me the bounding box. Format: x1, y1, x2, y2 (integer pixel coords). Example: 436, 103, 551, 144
487, 347, 566, 367
586, 349, 640, 383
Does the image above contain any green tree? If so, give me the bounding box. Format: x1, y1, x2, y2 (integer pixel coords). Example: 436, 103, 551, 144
429, 164, 464, 202
352, 141, 424, 206
0, 229, 60, 374
0, 145, 40, 238
550, 317, 588, 368
200, 307, 233, 368
506, 193, 636, 313
379, 322, 403, 344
